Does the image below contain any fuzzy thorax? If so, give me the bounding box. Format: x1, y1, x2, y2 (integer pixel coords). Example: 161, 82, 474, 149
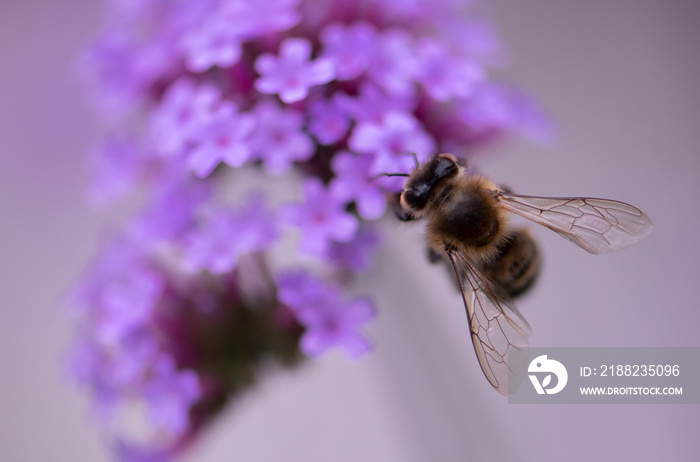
424, 174, 510, 263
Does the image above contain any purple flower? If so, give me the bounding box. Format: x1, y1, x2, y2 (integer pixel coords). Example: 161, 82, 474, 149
248, 99, 314, 175
128, 178, 211, 247
366, 28, 418, 98
330, 151, 387, 220
106, 330, 161, 388
69, 326, 161, 423
369, 0, 440, 23
87, 134, 142, 206
277, 270, 375, 358
276, 270, 331, 311
180, 15, 243, 72
68, 242, 201, 438
458, 82, 514, 130
254, 37, 336, 103
78, 33, 147, 121
457, 82, 552, 141
75, 0, 548, 456
301, 296, 375, 358
113, 440, 173, 462
349, 110, 435, 178
142, 355, 201, 436
182, 196, 277, 274
328, 226, 380, 274
71, 242, 163, 343
320, 22, 376, 81
187, 101, 256, 177
280, 178, 358, 257
440, 17, 502, 60
70, 238, 300, 457
333, 82, 416, 124
95, 265, 164, 343
230, 194, 279, 254
181, 208, 239, 274
414, 37, 484, 102
79, 0, 204, 123
148, 78, 221, 157
220, 0, 302, 39
306, 96, 350, 145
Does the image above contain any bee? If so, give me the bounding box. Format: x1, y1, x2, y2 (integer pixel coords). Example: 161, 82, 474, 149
389, 153, 653, 395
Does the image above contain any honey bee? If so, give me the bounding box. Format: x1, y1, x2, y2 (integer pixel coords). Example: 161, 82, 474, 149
390, 153, 653, 395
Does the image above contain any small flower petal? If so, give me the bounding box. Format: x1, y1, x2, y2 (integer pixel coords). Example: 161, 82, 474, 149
254, 37, 336, 103
280, 178, 358, 258
248, 100, 314, 175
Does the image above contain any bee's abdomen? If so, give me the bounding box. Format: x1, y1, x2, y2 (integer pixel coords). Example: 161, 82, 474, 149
481, 228, 541, 299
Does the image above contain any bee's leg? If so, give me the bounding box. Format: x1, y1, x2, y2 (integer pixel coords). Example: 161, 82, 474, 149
427, 246, 443, 263
498, 184, 514, 194
491, 184, 514, 202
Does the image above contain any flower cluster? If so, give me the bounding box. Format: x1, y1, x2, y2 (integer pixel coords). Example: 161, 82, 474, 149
73, 0, 547, 458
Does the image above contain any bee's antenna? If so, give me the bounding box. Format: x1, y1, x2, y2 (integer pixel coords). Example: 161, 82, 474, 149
371, 172, 409, 180
370, 152, 420, 180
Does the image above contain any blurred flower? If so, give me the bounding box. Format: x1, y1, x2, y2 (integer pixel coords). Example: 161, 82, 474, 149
73, 0, 549, 458
248, 99, 314, 175
414, 37, 484, 101
141, 356, 202, 436
320, 22, 376, 81
148, 78, 221, 158
349, 110, 435, 177
69, 243, 303, 457
255, 37, 336, 103
277, 270, 375, 358
333, 81, 416, 124
221, 0, 301, 38
182, 195, 278, 274
328, 226, 381, 274
307, 96, 350, 145
457, 82, 553, 142
87, 134, 142, 206
330, 151, 387, 220
180, 15, 244, 72
280, 178, 359, 257
187, 101, 256, 177
127, 178, 211, 247
366, 28, 418, 98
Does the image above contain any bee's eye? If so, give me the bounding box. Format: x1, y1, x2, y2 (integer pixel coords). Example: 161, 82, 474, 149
403, 189, 420, 207
403, 184, 430, 210
435, 156, 458, 178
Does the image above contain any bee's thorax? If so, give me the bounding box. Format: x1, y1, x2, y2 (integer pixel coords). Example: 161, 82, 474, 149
425, 176, 509, 262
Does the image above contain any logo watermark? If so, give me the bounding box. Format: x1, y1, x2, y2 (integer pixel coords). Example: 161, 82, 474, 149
508, 347, 700, 404
528, 355, 568, 394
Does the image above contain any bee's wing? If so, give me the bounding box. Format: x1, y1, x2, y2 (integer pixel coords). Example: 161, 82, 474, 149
498, 193, 653, 254
447, 251, 531, 396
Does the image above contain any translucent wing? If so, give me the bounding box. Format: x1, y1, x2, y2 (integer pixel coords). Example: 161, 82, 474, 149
498, 193, 653, 254
447, 251, 531, 396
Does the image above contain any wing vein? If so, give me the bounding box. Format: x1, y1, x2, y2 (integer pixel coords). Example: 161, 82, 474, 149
447, 250, 531, 395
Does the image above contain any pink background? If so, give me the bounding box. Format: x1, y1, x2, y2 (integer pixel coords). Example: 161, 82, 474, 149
1, 1, 698, 460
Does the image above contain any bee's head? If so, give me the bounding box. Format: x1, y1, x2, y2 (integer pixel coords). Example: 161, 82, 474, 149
400, 153, 461, 212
